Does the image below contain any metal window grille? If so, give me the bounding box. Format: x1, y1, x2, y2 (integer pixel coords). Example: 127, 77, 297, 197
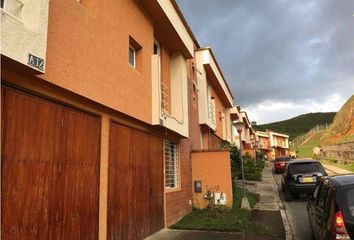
164, 139, 179, 189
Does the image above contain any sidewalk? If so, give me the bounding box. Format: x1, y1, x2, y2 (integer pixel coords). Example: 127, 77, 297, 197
256, 163, 279, 211
255, 162, 293, 240
321, 162, 353, 175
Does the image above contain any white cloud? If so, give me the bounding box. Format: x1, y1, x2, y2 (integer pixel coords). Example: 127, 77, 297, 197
244, 93, 346, 124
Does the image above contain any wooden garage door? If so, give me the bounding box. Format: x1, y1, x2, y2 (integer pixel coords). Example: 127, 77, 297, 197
1, 87, 100, 240
108, 122, 164, 240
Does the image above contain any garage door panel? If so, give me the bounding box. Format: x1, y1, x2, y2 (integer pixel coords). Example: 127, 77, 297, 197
60, 109, 100, 240
1, 89, 62, 239
109, 123, 131, 168
1, 161, 54, 239
1, 88, 100, 240
2, 89, 62, 164
108, 122, 164, 240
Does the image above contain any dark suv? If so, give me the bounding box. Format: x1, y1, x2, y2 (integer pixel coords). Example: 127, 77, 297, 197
281, 160, 327, 201
307, 175, 354, 240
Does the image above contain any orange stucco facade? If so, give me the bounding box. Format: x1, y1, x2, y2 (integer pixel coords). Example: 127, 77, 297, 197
1, 0, 243, 239
191, 150, 233, 209
1, 1, 198, 239
41, 0, 156, 124
211, 86, 226, 140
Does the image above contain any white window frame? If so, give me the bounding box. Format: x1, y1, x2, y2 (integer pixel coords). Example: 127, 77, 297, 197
153, 40, 160, 56
2, 0, 24, 20
164, 139, 179, 189
129, 45, 136, 68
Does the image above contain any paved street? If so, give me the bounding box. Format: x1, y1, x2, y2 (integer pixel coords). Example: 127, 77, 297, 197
273, 172, 312, 240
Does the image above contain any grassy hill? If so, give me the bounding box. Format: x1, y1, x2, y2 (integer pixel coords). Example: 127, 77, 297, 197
296, 130, 326, 158
321, 95, 354, 145
254, 112, 336, 140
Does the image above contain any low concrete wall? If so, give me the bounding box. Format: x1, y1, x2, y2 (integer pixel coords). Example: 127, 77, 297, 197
191, 150, 233, 209
320, 142, 354, 163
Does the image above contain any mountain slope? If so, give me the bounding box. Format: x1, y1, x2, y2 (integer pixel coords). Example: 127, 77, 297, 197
297, 130, 326, 157
321, 95, 354, 145
254, 112, 336, 140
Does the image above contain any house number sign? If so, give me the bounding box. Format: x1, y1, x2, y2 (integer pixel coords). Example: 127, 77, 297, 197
28, 53, 44, 71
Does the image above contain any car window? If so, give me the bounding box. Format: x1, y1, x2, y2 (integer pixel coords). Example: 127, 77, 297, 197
340, 187, 354, 221
313, 182, 322, 201
324, 187, 334, 216
288, 162, 326, 175
318, 182, 328, 208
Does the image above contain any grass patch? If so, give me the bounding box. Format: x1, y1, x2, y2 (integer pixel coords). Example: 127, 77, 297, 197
296, 131, 326, 158
171, 187, 276, 237
171, 208, 250, 232
321, 160, 354, 173
233, 186, 257, 209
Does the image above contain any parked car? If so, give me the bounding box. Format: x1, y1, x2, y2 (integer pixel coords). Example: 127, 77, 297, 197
307, 175, 354, 240
274, 156, 292, 174
281, 160, 327, 201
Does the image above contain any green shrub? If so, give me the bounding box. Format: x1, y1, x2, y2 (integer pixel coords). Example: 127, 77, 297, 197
238, 171, 262, 181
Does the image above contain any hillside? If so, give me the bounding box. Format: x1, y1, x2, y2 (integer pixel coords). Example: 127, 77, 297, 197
254, 112, 336, 140
321, 95, 354, 145
296, 130, 326, 158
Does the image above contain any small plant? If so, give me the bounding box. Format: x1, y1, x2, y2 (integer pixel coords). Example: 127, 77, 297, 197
203, 185, 223, 217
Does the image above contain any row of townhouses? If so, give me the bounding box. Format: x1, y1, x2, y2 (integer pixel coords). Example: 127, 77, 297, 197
1, 0, 288, 239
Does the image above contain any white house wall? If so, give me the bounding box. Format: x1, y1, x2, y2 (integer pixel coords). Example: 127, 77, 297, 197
1, 0, 49, 72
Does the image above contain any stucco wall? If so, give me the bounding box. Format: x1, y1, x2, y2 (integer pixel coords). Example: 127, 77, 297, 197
211, 86, 225, 140
40, 0, 154, 124
160, 45, 172, 113
1, 0, 49, 72
187, 58, 202, 150
191, 150, 233, 209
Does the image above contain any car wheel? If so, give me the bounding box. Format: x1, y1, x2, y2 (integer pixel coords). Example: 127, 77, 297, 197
285, 188, 293, 201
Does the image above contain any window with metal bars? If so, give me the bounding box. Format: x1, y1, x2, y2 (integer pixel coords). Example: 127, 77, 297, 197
164, 139, 179, 189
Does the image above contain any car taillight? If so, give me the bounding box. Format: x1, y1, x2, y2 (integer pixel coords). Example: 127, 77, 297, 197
334, 211, 350, 240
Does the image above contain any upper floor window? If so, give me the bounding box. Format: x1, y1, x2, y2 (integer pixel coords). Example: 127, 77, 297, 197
1, 0, 24, 20
153, 41, 160, 55
129, 36, 142, 71
129, 46, 135, 67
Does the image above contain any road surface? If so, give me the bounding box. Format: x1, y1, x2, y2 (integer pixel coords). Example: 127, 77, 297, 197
273, 172, 313, 240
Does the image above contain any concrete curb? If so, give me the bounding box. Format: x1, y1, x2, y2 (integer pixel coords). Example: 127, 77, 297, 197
271, 175, 294, 240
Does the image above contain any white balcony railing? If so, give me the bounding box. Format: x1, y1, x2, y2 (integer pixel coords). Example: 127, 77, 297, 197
208, 100, 215, 125
161, 82, 169, 114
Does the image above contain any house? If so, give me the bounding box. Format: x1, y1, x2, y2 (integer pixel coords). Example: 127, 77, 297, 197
255, 130, 290, 160
268, 130, 290, 159
231, 110, 257, 158
256, 131, 272, 159
230, 105, 242, 145
190, 47, 234, 209
1, 0, 198, 239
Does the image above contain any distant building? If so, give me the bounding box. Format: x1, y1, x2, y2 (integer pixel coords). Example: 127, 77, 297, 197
256, 130, 289, 160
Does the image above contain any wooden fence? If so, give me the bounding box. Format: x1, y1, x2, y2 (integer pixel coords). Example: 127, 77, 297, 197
293, 124, 330, 147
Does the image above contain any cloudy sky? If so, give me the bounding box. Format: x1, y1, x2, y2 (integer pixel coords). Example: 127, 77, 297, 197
176, 0, 354, 124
